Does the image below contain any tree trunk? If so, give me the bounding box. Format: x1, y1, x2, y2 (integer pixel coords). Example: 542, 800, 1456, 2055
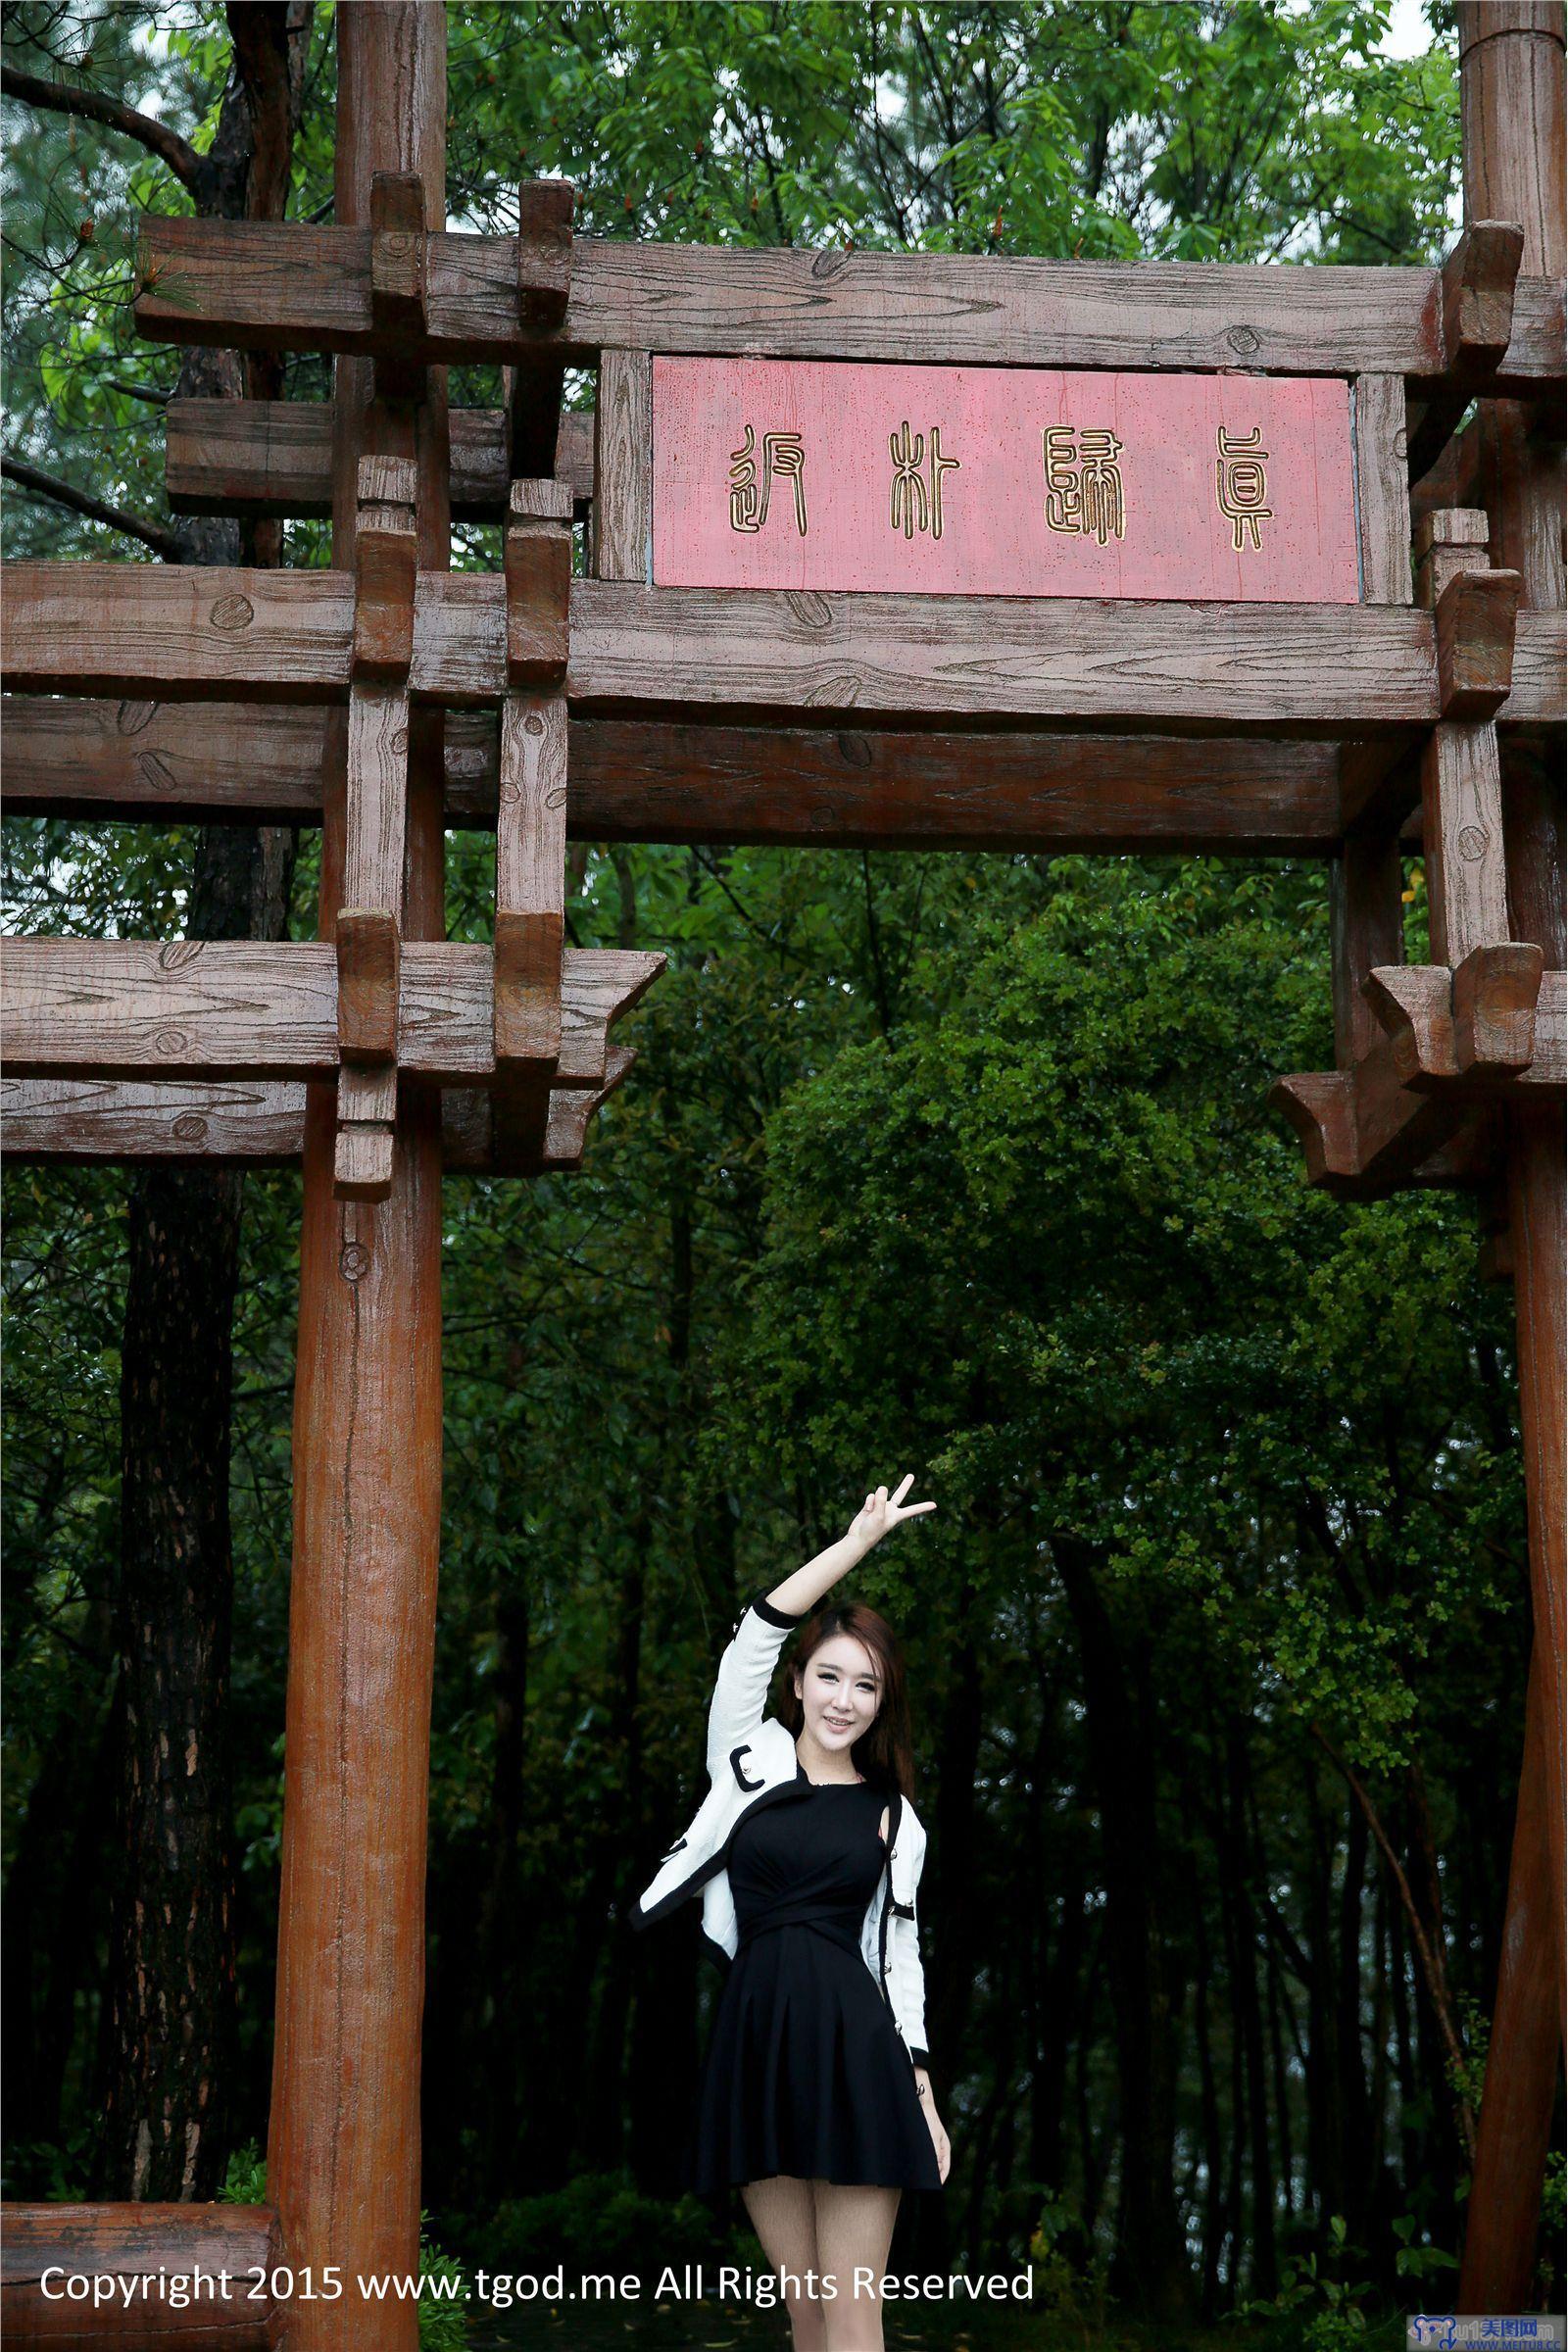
94, 3, 311, 2204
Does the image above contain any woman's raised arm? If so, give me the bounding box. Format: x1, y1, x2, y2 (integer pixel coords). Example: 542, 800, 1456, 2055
762, 1476, 936, 1621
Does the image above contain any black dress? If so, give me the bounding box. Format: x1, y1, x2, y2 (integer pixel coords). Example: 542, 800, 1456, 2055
688, 1765, 942, 2193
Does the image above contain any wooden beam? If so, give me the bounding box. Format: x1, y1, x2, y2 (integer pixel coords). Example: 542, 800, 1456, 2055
1, 2202, 282, 2345
593, 351, 652, 581
564, 584, 1447, 731
11, 566, 1560, 732
1330, 830, 1404, 1064
166, 398, 595, 518
0, 938, 663, 1085
133, 218, 1567, 383
2, 697, 1353, 851
0, 1054, 637, 1175
515, 177, 574, 326
1421, 721, 1513, 961
1352, 373, 1412, 603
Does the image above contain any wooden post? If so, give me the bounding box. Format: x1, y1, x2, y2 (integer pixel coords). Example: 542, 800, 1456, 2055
1454, 0, 1566, 2315
267, 9, 448, 2347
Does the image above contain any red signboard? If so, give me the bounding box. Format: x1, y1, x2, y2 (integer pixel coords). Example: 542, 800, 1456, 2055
652, 357, 1360, 604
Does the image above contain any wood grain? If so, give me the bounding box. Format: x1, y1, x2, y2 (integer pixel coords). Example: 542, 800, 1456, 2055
1330, 832, 1404, 1065
134, 218, 1567, 385
1422, 720, 1514, 965
566, 582, 1443, 730
2, 698, 1357, 853
593, 351, 652, 580
0, 1063, 641, 1173
1352, 374, 1412, 603
2, 565, 514, 705
165, 399, 595, 518
1, 2201, 282, 2345
0, 935, 662, 1086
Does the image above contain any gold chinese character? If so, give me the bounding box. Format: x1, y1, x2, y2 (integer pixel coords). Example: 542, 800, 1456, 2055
1043, 425, 1125, 545
889, 420, 959, 540
729, 424, 808, 535
1215, 425, 1272, 551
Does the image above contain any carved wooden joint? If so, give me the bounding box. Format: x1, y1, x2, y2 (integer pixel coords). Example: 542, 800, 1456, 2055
1414, 507, 1491, 612
1434, 566, 1521, 717
335, 908, 401, 1063
1451, 943, 1544, 1075
1365, 957, 1560, 1094
516, 178, 574, 327
505, 477, 573, 683
353, 456, 418, 678
370, 170, 428, 406
1438, 220, 1525, 375
334, 903, 401, 1203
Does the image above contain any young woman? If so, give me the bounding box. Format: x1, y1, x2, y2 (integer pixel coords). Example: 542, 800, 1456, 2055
632, 1477, 951, 2352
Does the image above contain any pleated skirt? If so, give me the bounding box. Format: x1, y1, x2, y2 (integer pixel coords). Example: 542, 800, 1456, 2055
689, 1919, 942, 2192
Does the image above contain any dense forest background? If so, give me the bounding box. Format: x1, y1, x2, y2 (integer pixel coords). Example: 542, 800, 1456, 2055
4, 1, 1562, 2340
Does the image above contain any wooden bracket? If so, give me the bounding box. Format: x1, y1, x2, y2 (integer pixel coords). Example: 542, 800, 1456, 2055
1406, 222, 1526, 481
1435, 566, 1522, 717
1414, 507, 1491, 612
370, 171, 428, 407
335, 908, 402, 1063
1365, 956, 1558, 1092
516, 179, 573, 327
505, 477, 573, 683
1451, 943, 1545, 1075
353, 457, 418, 677
1439, 220, 1525, 375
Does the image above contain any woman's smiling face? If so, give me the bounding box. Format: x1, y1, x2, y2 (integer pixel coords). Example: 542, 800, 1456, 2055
794, 1632, 882, 1755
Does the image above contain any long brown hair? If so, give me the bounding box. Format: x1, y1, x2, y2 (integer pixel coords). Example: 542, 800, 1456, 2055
777, 1603, 915, 1798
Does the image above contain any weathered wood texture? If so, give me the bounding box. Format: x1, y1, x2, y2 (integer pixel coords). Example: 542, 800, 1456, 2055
0, 938, 662, 1087
0, 1057, 636, 1175
133, 220, 1566, 384
1352, 374, 1412, 602
10, 567, 1561, 729
0, 2201, 281, 2347
1330, 831, 1404, 1065
1453, 1, 1568, 2317
3, 696, 1370, 852
593, 350, 652, 580
267, 12, 449, 2347
565, 584, 1438, 730
1421, 722, 1513, 962
165, 397, 594, 516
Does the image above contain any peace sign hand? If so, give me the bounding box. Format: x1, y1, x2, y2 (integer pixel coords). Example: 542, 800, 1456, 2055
846, 1475, 937, 1555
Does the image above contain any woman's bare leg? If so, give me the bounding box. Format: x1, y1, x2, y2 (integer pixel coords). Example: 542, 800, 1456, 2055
811, 2181, 902, 2351
741, 2174, 826, 2350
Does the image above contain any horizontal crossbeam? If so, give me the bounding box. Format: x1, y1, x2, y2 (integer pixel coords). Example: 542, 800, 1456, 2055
7, 565, 1562, 730
133, 220, 1566, 386
165, 399, 595, 520
0, 1053, 636, 1177
5, 696, 1381, 852
0, 938, 662, 1086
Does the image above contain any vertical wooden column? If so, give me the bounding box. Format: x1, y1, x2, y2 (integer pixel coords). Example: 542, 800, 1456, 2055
1454, 0, 1566, 2315
268, 9, 448, 2347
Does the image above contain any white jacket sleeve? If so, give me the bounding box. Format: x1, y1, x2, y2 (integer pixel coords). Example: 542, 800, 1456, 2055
705, 1590, 806, 1779
891, 1823, 932, 2066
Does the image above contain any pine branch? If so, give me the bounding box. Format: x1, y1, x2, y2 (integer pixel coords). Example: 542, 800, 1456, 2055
0, 63, 200, 191
2, 456, 182, 560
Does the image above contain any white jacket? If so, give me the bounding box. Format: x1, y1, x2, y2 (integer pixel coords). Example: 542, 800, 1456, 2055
630, 1590, 932, 2069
